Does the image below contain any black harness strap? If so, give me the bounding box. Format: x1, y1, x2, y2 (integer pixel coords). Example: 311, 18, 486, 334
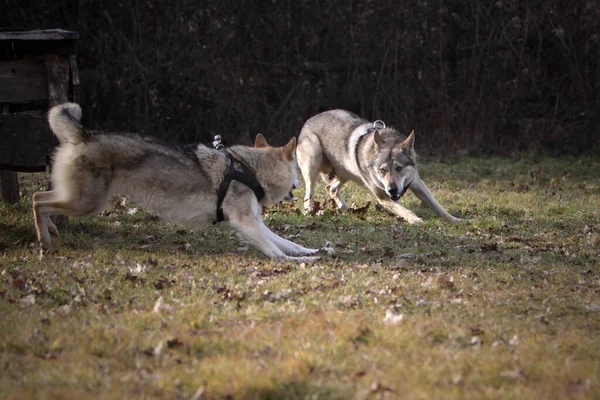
214, 150, 265, 224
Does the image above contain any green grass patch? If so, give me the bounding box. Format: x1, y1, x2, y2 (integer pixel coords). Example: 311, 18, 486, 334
1, 156, 599, 399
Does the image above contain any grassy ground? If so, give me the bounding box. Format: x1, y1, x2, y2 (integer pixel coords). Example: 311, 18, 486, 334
1, 156, 599, 400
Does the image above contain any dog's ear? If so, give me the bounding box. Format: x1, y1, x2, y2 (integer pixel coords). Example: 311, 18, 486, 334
281, 136, 297, 161
254, 133, 269, 148
401, 130, 415, 152
373, 130, 385, 148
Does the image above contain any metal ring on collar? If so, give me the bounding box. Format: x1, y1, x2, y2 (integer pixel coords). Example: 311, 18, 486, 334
373, 120, 386, 129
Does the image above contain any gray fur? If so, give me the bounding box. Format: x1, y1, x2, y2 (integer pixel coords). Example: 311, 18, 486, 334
296, 109, 461, 224
33, 103, 319, 261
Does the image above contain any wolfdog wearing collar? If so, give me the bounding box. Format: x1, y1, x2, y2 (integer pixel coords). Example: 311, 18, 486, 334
33, 103, 319, 260
296, 110, 461, 224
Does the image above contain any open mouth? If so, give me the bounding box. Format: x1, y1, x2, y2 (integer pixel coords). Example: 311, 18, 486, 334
388, 182, 411, 201
283, 190, 294, 201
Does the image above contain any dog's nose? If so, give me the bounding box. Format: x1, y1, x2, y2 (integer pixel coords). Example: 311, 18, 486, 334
388, 184, 402, 201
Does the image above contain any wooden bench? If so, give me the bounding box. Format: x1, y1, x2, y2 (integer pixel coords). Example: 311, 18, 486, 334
0, 29, 80, 203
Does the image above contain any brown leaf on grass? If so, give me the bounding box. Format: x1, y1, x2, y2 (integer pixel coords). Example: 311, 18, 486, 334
499, 369, 527, 380
349, 201, 371, 214
307, 200, 324, 216
388, 259, 408, 271
167, 338, 184, 349
437, 275, 455, 290
357, 243, 371, 254
153, 277, 176, 290
480, 242, 499, 252
42, 351, 60, 360
470, 325, 485, 336
146, 257, 159, 267
13, 278, 27, 291
351, 327, 374, 346
340, 295, 363, 309
567, 379, 590, 394
370, 381, 395, 394
102, 287, 113, 300
179, 242, 192, 252
382, 247, 395, 258
143, 346, 157, 357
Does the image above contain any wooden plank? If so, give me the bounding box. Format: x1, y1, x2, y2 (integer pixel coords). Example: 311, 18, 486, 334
1, 103, 20, 203
44, 55, 69, 105
0, 170, 20, 203
0, 59, 48, 103
0, 111, 56, 170
0, 29, 79, 41
69, 55, 80, 103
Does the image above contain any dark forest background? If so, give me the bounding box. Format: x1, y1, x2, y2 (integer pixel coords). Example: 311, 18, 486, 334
2, 0, 599, 155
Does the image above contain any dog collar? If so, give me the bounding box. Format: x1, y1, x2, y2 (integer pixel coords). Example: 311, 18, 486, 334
214, 150, 265, 224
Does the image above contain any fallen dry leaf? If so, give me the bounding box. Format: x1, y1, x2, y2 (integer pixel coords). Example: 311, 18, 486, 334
499, 368, 527, 380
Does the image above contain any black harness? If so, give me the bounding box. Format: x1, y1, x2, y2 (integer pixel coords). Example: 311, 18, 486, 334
214, 149, 265, 224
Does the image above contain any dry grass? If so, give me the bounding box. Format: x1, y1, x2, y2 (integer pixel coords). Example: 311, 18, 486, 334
1, 156, 599, 399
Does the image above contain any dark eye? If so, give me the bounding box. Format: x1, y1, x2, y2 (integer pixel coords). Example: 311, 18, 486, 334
379, 167, 387, 174
395, 166, 403, 172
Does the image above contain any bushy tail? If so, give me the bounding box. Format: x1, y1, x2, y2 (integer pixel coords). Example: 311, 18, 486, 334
48, 103, 84, 144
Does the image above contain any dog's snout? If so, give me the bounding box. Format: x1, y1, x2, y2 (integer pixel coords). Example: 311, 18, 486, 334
387, 184, 402, 201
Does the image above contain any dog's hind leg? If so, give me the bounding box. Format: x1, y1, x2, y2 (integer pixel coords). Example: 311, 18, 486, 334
326, 176, 349, 210
33, 191, 60, 236
297, 130, 324, 213
409, 177, 462, 223
33, 186, 109, 253
33, 197, 80, 253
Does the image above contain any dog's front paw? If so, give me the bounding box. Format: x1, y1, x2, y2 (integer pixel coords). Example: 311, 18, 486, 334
304, 247, 320, 255
38, 245, 55, 260
286, 255, 320, 262
404, 215, 423, 224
